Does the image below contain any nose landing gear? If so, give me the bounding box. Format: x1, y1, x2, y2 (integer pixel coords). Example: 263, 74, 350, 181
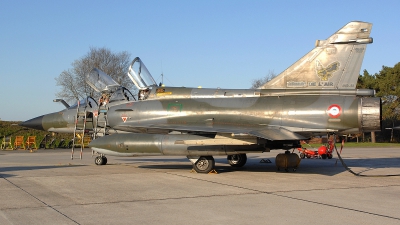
95, 155, 108, 165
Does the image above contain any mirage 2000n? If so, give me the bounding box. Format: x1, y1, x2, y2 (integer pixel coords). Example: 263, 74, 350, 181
86, 21, 381, 173
21, 21, 381, 173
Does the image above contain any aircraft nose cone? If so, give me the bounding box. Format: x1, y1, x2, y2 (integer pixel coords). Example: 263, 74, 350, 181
19, 115, 45, 131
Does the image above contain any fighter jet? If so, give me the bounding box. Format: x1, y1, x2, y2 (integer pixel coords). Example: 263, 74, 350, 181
87, 21, 381, 172
21, 21, 381, 173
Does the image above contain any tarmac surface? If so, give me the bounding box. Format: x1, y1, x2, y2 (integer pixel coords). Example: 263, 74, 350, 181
1, 147, 400, 225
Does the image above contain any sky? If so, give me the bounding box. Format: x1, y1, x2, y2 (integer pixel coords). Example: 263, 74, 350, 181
1, 0, 400, 121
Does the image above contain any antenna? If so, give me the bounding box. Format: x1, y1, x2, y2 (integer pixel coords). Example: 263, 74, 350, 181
157, 60, 173, 86
161, 60, 164, 86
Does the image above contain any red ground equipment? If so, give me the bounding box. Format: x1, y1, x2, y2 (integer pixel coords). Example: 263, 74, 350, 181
298, 140, 334, 159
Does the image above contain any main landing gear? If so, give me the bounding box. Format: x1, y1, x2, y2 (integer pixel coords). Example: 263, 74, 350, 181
188, 154, 248, 173
95, 155, 108, 165
227, 154, 247, 167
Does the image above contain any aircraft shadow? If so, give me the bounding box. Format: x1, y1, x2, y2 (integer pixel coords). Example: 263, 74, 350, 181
135, 157, 400, 176
0, 165, 86, 173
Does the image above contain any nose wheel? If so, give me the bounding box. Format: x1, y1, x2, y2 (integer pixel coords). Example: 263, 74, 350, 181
95, 155, 107, 165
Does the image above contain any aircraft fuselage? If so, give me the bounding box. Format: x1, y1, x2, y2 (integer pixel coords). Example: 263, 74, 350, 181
108, 95, 381, 135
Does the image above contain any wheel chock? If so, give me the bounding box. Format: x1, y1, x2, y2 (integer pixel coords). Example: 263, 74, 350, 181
190, 169, 218, 174
208, 169, 218, 174
260, 159, 272, 163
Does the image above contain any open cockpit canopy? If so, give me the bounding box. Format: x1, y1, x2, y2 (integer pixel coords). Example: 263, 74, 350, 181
86, 68, 121, 93
85, 68, 136, 104
128, 57, 157, 90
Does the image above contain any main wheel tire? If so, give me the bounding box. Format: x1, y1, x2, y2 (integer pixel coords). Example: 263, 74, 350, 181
95, 156, 105, 165
193, 156, 215, 173
227, 154, 247, 167
327, 154, 333, 159
321, 154, 327, 159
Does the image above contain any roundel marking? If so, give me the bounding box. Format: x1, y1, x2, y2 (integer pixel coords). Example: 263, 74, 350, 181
327, 104, 341, 118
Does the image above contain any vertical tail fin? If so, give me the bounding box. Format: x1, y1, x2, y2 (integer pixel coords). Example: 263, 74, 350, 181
261, 21, 373, 89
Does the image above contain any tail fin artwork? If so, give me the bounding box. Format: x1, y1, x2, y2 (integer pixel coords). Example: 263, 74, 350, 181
261, 21, 373, 89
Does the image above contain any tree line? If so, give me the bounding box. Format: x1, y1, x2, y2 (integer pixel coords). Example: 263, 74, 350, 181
357, 62, 400, 142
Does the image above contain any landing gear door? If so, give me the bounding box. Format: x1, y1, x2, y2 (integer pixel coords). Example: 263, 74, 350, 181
86, 68, 121, 93
128, 57, 157, 90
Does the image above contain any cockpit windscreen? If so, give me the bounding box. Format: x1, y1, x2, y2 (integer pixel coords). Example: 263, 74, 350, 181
67, 97, 98, 110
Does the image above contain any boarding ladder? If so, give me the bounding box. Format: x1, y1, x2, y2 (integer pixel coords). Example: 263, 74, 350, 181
93, 103, 109, 139
91, 99, 111, 157
71, 99, 95, 159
